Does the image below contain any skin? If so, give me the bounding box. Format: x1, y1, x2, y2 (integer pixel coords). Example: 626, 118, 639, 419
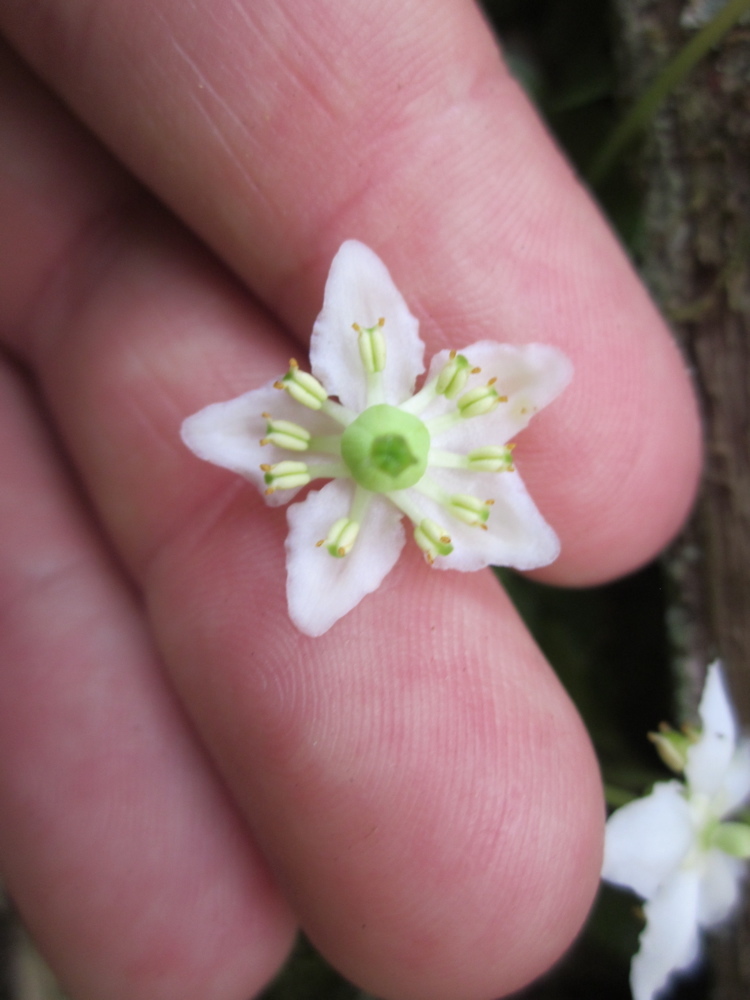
0, 2, 701, 999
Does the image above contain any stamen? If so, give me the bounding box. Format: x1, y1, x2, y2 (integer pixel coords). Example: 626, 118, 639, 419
467, 445, 515, 472
356, 319, 387, 374
400, 349, 478, 416
275, 360, 327, 410
261, 460, 311, 494
317, 486, 372, 557
457, 382, 507, 419
261, 416, 312, 451
323, 517, 360, 558
414, 518, 454, 563
446, 494, 492, 527
435, 352, 471, 399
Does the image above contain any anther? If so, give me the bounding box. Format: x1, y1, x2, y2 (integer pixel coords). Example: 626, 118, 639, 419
436, 353, 471, 399
357, 321, 387, 374
276, 362, 327, 410
447, 494, 492, 527
262, 461, 311, 492
457, 383, 504, 418
414, 519, 454, 562
323, 517, 360, 558
467, 446, 515, 472
261, 417, 312, 451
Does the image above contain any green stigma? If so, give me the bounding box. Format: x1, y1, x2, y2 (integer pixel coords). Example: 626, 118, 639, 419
340, 404, 430, 492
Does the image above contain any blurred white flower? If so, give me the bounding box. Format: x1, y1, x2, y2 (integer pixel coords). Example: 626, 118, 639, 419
680, 0, 733, 29
182, 240, 571, 635
602, 662, 750, 1000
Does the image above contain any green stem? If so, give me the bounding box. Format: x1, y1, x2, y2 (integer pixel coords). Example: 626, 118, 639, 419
307, 461, 350, 481
399, 379, 439, 415
427, 449, 467, 469
321, 398, 356, 426
588, 0, 750, 186
349, 485, 372, 524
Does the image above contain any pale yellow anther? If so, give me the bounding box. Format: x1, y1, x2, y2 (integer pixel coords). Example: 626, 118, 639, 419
262, 460, 311, 493
457, 383, 504, 418
436, 353, 471, 399
324, 517, 360, 557
275, 361, 327, 410
357, 319, 387, 374
261, 416, 312, 451
414, 518, 453, 562
467, 445, 515, 472
447, 494, 491, 527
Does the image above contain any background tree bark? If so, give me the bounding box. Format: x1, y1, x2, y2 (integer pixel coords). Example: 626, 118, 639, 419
612, 2, 750, 997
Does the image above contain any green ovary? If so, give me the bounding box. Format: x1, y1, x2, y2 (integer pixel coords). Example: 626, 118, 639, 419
341, 404, 430, 492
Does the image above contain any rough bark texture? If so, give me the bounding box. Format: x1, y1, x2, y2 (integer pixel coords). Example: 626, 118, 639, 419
613, 2, 750, 997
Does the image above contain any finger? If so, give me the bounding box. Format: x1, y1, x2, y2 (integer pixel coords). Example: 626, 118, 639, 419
0, 361, 295, 1000
1, 0, 702, 584
0, 50, 603, 1000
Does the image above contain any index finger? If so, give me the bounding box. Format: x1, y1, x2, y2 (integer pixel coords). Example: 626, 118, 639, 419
1, 0, 702, 583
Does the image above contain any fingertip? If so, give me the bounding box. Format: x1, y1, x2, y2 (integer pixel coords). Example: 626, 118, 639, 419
296, 568, 604, 1000
169, 547, 604, 1000
527, 328, 702, 587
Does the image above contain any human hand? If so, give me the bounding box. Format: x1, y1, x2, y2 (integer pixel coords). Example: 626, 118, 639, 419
0, 3, 701, 999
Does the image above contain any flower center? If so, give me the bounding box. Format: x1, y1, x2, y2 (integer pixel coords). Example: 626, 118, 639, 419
340, 404, 430, 492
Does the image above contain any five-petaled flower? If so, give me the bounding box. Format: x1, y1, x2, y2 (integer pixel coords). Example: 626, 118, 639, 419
602, 662, 750, 1000
181, 240, 572, 635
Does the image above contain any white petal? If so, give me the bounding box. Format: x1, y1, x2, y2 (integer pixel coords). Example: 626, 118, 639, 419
697, 849, 745, 927
310, 241, 425, 411
602, 782, 694, 900
285, 479, 406, 636
686, 662, 738, 798
424, 341, 573, 451
718, 739, 750, 816
181, 384, 341, 507
631, 869, 702, 1000
409, 467, 559, 572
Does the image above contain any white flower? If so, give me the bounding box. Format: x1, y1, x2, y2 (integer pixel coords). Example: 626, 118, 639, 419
182, 241, 572, 635
602, 662, 750, 1000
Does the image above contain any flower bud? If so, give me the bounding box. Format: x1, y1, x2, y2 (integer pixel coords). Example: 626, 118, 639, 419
648, 725, 692, 773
